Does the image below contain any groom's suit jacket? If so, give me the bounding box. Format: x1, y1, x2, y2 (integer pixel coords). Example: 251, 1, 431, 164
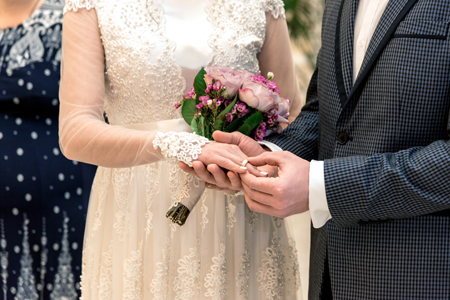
268, 0, 450, 299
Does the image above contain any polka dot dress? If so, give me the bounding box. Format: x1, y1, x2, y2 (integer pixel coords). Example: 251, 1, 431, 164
0, 1, 97, 299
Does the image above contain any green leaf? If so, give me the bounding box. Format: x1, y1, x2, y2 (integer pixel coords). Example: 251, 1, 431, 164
198, 115, 205, 137
213, 96, 238, 131
194, 68, 207, 99
190, 116, 199, 135
182, 98, 198, 125
237, 111, 263, 136
224, 117, 244, 133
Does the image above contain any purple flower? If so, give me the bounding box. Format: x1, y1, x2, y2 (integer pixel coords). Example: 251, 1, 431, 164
213, 81, 221, 91
225, 113, 234, 123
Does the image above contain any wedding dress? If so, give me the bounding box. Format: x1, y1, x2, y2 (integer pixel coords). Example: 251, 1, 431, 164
60, 0, 302, 299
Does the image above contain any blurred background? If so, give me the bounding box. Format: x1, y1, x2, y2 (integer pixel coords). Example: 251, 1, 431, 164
284, 0, 324, 104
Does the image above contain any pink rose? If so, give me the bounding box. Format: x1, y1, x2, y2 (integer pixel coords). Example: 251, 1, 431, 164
204, 66, 254, 97
239, 80, 290, 124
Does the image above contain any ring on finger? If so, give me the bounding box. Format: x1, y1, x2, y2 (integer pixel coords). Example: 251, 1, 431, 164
240, 159, 249, 169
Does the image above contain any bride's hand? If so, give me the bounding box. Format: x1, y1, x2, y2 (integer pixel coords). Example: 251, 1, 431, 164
180, 131, 270, 191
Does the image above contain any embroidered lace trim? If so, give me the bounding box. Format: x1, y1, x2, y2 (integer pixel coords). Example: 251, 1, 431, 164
63, 0, 95, 14
153, 132, 209, 167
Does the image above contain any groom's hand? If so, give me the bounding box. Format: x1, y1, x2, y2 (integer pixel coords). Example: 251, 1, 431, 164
240, 151, 310, 218
179, 131, 267, 191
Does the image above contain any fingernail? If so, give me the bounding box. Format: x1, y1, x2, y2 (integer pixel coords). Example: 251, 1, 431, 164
240, 166, 247, 170
260, 171, 268, 176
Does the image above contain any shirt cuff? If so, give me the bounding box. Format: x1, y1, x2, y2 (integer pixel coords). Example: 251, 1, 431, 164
258, 140, 283, 152
309, 160, 331, 228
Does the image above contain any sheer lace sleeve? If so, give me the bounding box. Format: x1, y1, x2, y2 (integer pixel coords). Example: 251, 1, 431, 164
63, 0, 95, 14
258, 12, 302, 123
59, 9, 208, 168
264, 0, 286, 20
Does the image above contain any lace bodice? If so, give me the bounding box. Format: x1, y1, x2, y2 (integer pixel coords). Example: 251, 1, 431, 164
64, 0, 285, 125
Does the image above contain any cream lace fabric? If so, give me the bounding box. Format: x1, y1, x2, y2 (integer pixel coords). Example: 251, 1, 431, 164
61, 0, 302, 299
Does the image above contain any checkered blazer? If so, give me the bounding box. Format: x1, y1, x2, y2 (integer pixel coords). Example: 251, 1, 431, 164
267, 0, 450, 299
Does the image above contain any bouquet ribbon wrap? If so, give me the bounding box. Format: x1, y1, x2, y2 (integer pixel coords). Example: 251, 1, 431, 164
117, 119, 205, 225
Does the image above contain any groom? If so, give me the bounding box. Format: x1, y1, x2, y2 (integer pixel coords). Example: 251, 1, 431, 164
183, 0, 450, 298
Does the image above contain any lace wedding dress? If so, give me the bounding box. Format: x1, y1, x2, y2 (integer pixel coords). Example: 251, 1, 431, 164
60, 0, 302, 299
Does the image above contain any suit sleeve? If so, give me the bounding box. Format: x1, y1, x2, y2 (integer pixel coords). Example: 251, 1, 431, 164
324, 125, 450, 228
265, 66, 320, 162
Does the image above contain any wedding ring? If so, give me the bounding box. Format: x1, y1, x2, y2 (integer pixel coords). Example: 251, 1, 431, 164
240, 159, 249, 167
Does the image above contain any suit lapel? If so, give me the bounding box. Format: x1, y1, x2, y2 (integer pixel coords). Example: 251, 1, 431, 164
337, 0, 419, 109
335, 0, 358, 108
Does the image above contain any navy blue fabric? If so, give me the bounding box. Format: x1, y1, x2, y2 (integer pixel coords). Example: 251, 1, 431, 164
0, 1, 96, 299
267, 0, 450, 299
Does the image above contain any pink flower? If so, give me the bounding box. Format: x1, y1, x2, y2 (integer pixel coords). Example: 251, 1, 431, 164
204, 66, 254, 97
239, 80, 290, 124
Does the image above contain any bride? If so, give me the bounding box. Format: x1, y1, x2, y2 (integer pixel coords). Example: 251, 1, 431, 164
59, 0, 303, 298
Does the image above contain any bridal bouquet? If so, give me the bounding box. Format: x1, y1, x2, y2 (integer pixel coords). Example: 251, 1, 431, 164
166, 66, 290, 225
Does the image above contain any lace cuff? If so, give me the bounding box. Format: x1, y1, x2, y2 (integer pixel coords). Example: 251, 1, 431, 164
153, 132, 210, 167
63, 0, 95, 14
265, 0, 286, 19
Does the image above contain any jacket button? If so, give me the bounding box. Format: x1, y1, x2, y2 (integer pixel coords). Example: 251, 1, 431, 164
337, 131, 349, 145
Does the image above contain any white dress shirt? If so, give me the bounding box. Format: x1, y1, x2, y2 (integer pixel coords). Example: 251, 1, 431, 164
262, 0, 390, 228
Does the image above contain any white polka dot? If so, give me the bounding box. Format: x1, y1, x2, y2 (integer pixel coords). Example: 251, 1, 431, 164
76, 188, 82, 195
26, 82, 33, 90
25, 194, 32, 201
12, 208, 19, 215
45, 118, 52, 125
44, 69, 51, 76
27, 71, 31, 75
71, 227, 75, 232
53, 148, 60, 156
5, 186, 10, 191
0, 239, 6, 248
41, 236, 47, 246
52, 99, 58, 106
78, 205, 83, 210
32, 176, 36, 181
64, 192, 70, 199
13, 131, 17, 135
31, 132, 38, 139
42, 90, 46, 95
1, 90, 5, 95
15, 118, 22, 125
33, 245, 39, 252
70, 175, 74, 180
72, 242, 78, 250
43, 155, 48, 160
0, 132, 2, 139
31, 230, 36, 234
36, 284, 43, 291
17, 174, 24, 182
18, 79, 24, 86
10, 287, 16, 295
58, 173, 64, 181
46, 283, 53, 291
35, 115, 40, 119
49, 185, 54, 190
3, 156, 7, 160
72, 161, 78, 165
4, 115, 8, 119
13, 97, 20, 104
46, 131, 50, 135
53, 206, 60, 214
16, 148, 23, 156
53, 243, 60, 251
14, 246, 20, 253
